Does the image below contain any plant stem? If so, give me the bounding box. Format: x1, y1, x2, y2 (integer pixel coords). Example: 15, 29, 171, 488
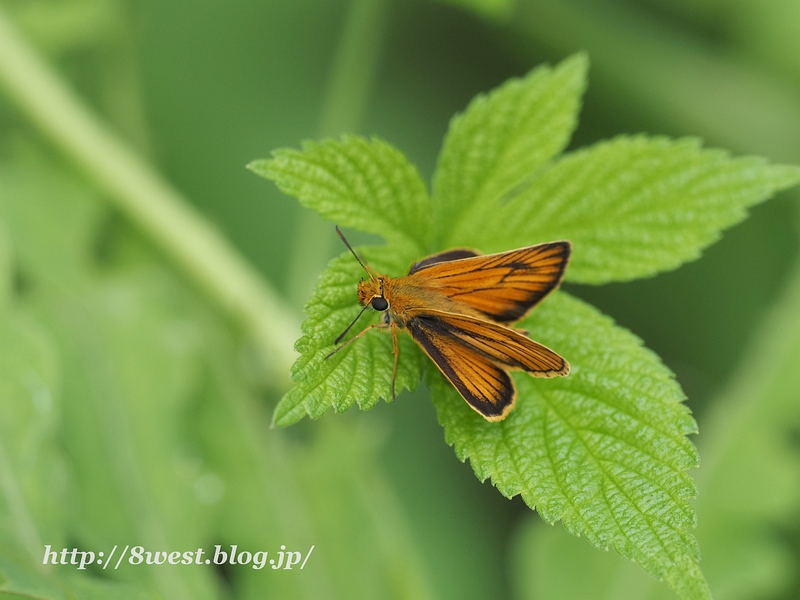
285, 0, 392, 306
317, 0, 391, 138
0, 8, 298, 389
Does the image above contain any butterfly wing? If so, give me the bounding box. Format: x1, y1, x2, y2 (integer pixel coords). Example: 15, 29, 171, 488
409, 242, 570, 323
409, 248, 479, 273
406, 316, 517, 420
406, 309, 569, 420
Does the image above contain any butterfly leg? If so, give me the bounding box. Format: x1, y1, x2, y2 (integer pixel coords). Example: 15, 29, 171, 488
325, 322, 388, 359
390, 321, 400, 401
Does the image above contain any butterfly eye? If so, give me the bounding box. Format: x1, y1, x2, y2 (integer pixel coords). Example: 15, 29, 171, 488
371, 297, 389, 311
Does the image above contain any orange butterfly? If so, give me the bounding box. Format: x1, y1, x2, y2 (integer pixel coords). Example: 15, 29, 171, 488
328, 227, 570, 421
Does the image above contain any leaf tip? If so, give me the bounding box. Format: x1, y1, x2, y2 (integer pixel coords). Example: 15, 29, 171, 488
766, 163, 800, 192
558, 51, 590, 79
246, 158, 270, 178
272, 409, 307, 428
247, 148, 298, 181
272, 387, 309, 427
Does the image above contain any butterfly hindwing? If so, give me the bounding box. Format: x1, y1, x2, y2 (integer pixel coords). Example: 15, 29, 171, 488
412, 310, 569, 375
406, 315, 516, 420
406, 310, 569, 419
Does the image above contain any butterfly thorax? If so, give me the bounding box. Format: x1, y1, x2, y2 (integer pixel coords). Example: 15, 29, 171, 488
358, 274, 486, 328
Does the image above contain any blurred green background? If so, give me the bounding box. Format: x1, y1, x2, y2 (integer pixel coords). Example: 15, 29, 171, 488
0, 0, 799, 598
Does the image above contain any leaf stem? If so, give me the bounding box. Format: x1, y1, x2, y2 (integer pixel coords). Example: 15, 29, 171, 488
285, 0, 392, 306
0, 8, 298, 388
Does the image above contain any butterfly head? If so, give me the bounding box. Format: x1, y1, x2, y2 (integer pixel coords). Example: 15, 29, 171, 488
335, 225, 389, 312
357, 277, 389, 311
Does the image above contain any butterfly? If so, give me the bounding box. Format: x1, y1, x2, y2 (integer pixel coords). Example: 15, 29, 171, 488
328, 227, 571, 421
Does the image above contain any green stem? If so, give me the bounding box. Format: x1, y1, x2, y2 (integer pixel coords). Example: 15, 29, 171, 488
0, 9, 298, 389
285, 0, 392, 306
317, 0, 391, 138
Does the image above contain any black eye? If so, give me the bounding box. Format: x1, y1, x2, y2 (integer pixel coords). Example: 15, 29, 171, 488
371, 297, 389, 311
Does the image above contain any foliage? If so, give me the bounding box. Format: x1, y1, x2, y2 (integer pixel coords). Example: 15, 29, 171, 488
2, 1, 800, 599
0, 148, 434, 598
511, 256, 800, 600
252, 54, 800, 599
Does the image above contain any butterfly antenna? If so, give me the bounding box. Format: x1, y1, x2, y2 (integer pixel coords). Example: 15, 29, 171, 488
333, 303, 371, 346
335, 226, 374, 276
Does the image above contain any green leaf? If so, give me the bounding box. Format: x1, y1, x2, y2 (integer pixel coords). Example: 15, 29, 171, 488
291, 419, 437, 600
0, 155, 104, 285
37, 272, 225, 600
486, 135, 800, 283
511, 257, 800, 600
197, 317, 436, 600
512, 519, 631, 600
252, 55, 800, 599
0, 226, 11, 313
0, 286, 64, 570
431, 291, 709, 600
433, 53, 587, 248
0, 157, 220, 600
273, 247, 427, 427
248, 135, 433, 256
0, 216, 155, 599
688, 259, 800, 598
0, 148, 436, 600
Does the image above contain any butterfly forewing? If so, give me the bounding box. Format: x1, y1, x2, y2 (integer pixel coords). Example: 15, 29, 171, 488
409, 249, 479, 273
409, 242, 571, 323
